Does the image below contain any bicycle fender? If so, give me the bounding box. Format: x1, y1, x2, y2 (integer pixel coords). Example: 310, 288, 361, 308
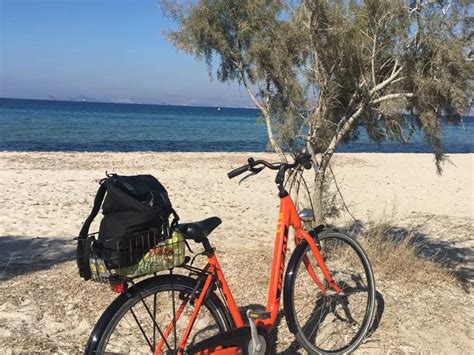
283, 241, 307, 334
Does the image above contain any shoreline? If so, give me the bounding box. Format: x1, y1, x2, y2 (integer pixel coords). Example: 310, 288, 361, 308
1, 150, 473, 155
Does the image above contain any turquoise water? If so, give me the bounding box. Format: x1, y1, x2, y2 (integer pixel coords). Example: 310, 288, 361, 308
0, 98, 472, 153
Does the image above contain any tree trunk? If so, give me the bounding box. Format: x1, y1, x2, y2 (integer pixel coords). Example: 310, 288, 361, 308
307, 128, 330, 226
313, 172, 325, 225
263, 111, 285, 159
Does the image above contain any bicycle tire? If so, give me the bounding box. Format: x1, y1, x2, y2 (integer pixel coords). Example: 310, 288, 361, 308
85, 274, 234, 354
284, 231, 376, 354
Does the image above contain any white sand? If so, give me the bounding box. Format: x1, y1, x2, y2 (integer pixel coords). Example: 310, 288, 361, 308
0, 152, 472, 353
0, 152, 471, 241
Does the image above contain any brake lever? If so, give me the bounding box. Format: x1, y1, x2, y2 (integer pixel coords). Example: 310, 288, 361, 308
238, 172, 257, 185
238, 167, 264, 185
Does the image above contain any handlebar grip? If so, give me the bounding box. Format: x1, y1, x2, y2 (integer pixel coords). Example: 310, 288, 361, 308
227, 164, 249, 179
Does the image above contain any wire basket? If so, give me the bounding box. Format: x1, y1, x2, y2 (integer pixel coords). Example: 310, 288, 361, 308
87, 229, 186, 283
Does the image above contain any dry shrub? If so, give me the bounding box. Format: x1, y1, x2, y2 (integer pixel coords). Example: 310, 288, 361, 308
358, 221, 456, 286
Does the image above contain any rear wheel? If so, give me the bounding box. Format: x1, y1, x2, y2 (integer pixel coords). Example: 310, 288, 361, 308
284, 231, 376, 354
85, 275, 233, 354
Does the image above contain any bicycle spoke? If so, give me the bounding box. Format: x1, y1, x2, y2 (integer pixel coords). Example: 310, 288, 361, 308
172, 279, 178, 350
91, 278, 230, 354
129, 307, 154, 352
302, 296, 331, 340
153, 292, 157, 348
334, 296, 357, 325
137, 290, 173, 351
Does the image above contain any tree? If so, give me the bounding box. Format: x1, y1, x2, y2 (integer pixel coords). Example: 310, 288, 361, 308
161, 0, 473, 224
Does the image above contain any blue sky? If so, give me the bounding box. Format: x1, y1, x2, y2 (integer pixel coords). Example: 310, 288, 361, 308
0, 0, 253, 107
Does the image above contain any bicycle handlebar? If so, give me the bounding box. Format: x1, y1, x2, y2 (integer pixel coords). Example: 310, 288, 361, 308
227, 152, 312, 180
227, 164, 250, 179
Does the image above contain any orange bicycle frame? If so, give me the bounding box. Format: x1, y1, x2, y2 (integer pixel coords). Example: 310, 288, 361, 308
262, 194, 341, 330
155, 193, 341, 353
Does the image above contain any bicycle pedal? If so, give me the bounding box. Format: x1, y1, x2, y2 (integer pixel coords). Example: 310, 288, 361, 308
247, 309, 271, 320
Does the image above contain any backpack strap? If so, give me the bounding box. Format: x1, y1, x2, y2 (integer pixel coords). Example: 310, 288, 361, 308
76, 181, 107, 280
170, 208, 180, 229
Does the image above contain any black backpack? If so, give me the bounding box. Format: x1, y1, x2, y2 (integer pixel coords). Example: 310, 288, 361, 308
76, 174, 178, 280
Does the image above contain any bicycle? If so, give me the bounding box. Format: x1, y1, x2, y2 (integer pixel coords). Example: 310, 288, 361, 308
84, 152, 376, 354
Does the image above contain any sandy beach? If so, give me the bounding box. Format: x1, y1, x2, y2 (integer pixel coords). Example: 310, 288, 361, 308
0, 152, 472, 353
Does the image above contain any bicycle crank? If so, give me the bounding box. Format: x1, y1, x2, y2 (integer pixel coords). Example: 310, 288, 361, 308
246, 309, 270, 355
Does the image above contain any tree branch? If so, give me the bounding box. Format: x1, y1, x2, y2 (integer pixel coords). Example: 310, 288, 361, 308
333, 78, 364, 135
371, 32, 377, 86
369, 60, 403, 94
372, 92, 414, 104
320, 104, 366, 172
321, 91, 414, 171
240, 72, 285, 159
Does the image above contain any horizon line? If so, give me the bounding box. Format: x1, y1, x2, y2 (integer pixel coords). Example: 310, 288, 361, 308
0, 96, 259, 111
1, 96, 473, 118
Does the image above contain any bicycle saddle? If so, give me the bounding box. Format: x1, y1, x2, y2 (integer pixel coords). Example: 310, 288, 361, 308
176, 217, 222, 243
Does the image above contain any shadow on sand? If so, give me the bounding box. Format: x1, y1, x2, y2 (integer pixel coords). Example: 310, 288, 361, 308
0, 235, 76, 282
387, 227, 472, 285
0, 220, 470, 351
344, 220, 473, 285
271, 290, 385, 354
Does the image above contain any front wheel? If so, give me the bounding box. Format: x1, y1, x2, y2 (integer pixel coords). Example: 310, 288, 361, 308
284, 231, 376, 354
85, 274, 233, 354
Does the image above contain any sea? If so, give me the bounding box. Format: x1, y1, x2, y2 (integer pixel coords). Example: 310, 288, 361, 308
0, 98, 473, 153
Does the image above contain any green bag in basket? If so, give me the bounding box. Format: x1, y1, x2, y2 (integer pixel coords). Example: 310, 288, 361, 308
113, 230, 185, 278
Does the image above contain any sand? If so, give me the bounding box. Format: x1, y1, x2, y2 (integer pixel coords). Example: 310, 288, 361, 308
0, 152, 472, 353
